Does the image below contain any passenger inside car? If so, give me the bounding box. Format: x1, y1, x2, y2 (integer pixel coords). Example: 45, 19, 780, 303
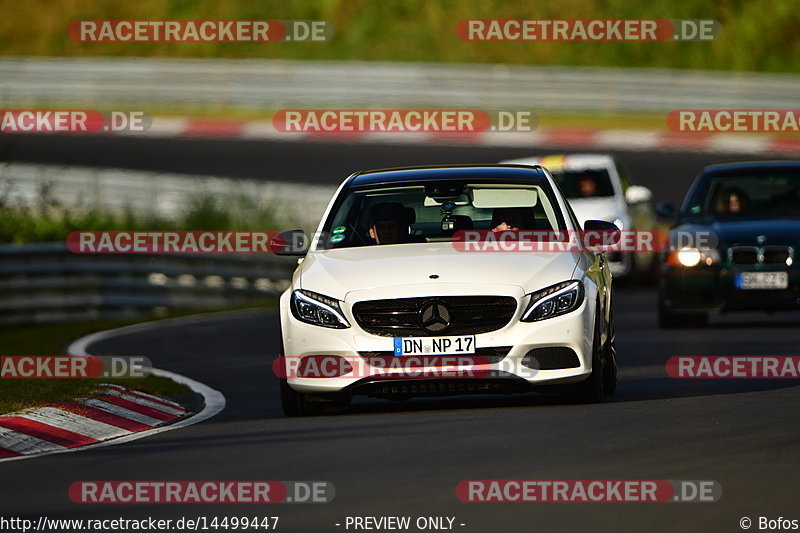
490, 207, 537, 232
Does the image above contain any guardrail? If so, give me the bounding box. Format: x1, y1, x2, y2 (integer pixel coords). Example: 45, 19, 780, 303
0, 163, 337, 232
0, 242, 298, 325
2, 57, 799, 113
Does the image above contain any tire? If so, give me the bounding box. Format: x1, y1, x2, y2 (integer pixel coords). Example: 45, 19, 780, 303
603, 310, 618, 395
277, 341, 325, 417
570, 305, 605, 403
280, 377, 325, 417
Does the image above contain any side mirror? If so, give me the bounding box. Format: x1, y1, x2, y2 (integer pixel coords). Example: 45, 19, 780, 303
656, 202, 677, 220
625, 185, 652, 205
271, 230, 308, 256
583, 219, 621, 245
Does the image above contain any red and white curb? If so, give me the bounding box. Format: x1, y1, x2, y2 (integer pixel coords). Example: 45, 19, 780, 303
0, 312, 230, 463
0, 384, 187, 459
126, 118, 800, 156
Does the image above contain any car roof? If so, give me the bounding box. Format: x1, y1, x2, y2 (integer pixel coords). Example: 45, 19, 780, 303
702, 160, 800, 176
501, 153, 615, 171
350, 164, 547, 187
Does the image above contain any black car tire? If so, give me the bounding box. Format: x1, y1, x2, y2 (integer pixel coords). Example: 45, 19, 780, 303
278, 341, 326, 417
569, 305, 606, 403
280, 377, 325, 417
603, 310, 618, 395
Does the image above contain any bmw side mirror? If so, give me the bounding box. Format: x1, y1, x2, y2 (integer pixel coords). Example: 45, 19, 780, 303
271, 230, 309, 256
656, 202, 677, 220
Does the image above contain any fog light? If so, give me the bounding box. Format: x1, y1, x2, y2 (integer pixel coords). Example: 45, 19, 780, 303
296, 355, 353, 378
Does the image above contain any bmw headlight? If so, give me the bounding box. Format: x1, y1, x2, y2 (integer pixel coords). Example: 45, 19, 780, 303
521, 280, 584, 322
678, 247, 702, 267
666, 247, 721, 267
291, 290, 350, 329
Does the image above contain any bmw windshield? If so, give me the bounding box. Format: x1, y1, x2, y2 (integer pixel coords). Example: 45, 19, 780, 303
683, 170, 800, 219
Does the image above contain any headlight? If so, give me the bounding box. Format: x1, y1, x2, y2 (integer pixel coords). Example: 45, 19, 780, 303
291, 290, 350, 329
521, 280, 584, 322
678, 247, 702, 267
666, 247, 721, 267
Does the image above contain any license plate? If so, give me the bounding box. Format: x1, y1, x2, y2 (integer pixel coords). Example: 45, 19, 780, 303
394, 335, 475, 356
736, 271, 789, 290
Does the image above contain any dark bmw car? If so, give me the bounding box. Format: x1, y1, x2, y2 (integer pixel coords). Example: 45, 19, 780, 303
658, 161, 800, 327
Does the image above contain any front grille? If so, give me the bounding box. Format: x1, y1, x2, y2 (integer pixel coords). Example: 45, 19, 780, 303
521, 347, 581, 370
352, 296, 517, 337
729, 245, 793, 266
729, 246, 758, 265
358, 346, 511, 365
763, 246, 792, 265
349, 378, 531, 398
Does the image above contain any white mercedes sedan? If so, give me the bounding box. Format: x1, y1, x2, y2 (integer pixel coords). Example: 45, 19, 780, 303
274, 165, 617, 415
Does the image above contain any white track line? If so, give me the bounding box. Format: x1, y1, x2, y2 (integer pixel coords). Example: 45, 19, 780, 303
0, 310, 234, 463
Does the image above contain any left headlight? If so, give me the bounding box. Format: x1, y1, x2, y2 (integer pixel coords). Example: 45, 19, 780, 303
291, 290, 350, 329
665, 247, 721, 267
521, 280, 584, 322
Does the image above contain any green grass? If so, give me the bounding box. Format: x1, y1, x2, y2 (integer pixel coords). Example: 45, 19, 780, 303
0, 374, 188, 415
0, 305, 274, 413
0, 318, 188, 413
0, 171, 284, 412
0, 0, 798, 73
0, 188, 282, 244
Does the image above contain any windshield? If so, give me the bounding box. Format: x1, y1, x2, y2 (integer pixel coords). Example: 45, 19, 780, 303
549, 169, 615, 199
684, 171, 800, 218
319, 181, 564, 249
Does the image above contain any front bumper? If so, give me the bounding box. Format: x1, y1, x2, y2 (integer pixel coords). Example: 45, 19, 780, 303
279, 285, 595, 395
660, 264, 800, 313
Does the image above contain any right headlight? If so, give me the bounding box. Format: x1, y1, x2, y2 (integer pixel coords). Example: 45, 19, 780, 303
521, 280, 584, 322
291, 290, 350, 329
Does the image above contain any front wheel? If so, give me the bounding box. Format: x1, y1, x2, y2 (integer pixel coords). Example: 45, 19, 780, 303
603, 310, 618, 395
570, 306, 605, 403
280, 378, 325, 417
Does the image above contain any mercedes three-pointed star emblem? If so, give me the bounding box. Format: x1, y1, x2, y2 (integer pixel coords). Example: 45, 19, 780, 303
419, 301, 451, 333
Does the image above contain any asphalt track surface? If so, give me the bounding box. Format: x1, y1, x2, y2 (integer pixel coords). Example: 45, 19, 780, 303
0, 132, 777, 204
1, 136, 799, 532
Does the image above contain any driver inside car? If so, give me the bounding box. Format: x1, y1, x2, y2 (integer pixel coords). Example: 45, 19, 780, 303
368, 202, 410, 244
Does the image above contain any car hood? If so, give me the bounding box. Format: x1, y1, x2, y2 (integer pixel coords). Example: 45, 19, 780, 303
567, 197, 622, 226
675, 218, 800, 248
299, 242, 580, 300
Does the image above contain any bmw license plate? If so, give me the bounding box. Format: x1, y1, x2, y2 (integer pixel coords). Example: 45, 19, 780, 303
736, 271, 789, 290
394, 336, 475, 356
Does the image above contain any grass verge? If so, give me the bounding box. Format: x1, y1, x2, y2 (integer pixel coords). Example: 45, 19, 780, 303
0, 304, 274, 413
1, 0, 798, 73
